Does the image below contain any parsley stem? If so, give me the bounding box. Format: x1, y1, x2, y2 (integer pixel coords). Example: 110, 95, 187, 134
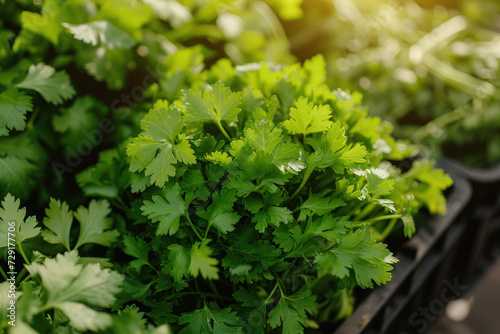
0, 267, 7, 280
378, 218, 399, 241
352, 214, 401, 227
185, 213, 203, 241
289, 164, 315, 200
164, 291, 233, 302
17, 242, 31, 266
217, 120, 231, 142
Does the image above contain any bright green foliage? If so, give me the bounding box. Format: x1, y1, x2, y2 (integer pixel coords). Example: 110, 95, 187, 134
283, 97, 333, 134
189, 239, 219, 280
127, 108, 196, 187
183, 82, 242, 125
115, 55, 453, 333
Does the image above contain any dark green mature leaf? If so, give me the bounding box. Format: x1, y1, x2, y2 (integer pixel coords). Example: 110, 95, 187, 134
268, 287, 318, 334
74, 199, 119, 249
0, 87, 32, 136
41, 199, 73, 251
123, 235, 152, 273
141, 183, 187, 236
179, 303, 243, 334
197, 189, 240, 235
314, 227, 396, 289
0, 193, 40, 248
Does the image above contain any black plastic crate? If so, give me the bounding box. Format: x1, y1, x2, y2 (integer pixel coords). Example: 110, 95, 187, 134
438, 159, 500, 280
334, 174, 472, 334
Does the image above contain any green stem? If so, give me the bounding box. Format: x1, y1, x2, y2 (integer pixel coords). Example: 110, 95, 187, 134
352, 214, 401, 227
353, 202, 377, 222
0, 266, 7, 280
411, 106, 467, 143
378, 218, 399, 241
185, 213, 203, 241
217, 121, 231, 142
289, 164, 315, 201
17, 242, 30, 266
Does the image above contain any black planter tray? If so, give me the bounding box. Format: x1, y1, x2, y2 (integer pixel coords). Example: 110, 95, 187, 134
438, 159, 500, 281
333, 174, 472, 334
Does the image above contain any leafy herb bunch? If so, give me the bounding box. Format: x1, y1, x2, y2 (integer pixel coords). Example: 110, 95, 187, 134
83, 55, 453, 333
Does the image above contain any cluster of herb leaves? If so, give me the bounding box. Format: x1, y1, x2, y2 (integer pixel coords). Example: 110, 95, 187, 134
72, 54, 452, 333
285, 0, 500, 168
0, 194, 173, 333
0, 0, 299, 203
0, 1, 456, 332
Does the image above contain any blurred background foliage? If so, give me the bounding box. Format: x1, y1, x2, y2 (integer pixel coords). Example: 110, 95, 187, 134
282, 0, 500, 168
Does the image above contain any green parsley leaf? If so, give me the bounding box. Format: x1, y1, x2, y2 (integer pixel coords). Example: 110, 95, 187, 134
15, 63, 75, 105
127, 108, 196, 187
73, 199, 119, 249
123, 235, 152, 273
41, 198, 73, 251
197, 189, 240, 235
141, 183, 187, 236
182, 81, 242, 124
189, 239, 219, 280
26, 251, 124, 332
178, 302, 243, 334
283, 97, 333, 134
0, 87, 33, 136
268, 286, 318, 334
0, 193, 40, 248
62, 21, 135, 50
314, 227, 396, 289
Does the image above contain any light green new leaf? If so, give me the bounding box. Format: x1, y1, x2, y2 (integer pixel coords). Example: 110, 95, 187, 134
189, 239, 219, 280
57, 302, 114, 332
0, 87, 33, 136
283, 97, 333, 134
26, 251, 123, 331
74, 199, 119, 249
182, 81, 242, 124
0, 193, 40, 248
41, 198, 73, 251
62, 20, 135, 50
141, 183, 187, 236
16, 63, 75, 105
127, 108, 195, 187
